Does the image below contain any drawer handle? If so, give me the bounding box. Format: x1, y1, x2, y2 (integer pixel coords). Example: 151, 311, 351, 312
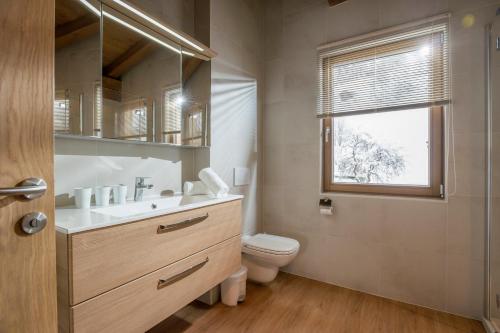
157, 257, 209, 290
157, 213, 209, 234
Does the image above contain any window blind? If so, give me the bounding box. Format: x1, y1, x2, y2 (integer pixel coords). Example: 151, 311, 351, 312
94, 82, 102, 136
116, 98, 148, 140
163, 87, 182, 144
317, 19, 450, 118
54, 90, 70, 133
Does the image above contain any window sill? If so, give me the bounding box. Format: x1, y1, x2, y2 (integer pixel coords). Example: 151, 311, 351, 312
320, 190, 447, 203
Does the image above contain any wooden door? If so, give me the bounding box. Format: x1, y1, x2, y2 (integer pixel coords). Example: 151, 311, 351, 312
0, 0, 57, 332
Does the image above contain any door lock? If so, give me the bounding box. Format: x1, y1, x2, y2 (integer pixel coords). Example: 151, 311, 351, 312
20, 212, 47, 235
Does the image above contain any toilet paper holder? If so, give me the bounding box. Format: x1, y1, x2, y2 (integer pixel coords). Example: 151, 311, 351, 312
319, 198, 333, 215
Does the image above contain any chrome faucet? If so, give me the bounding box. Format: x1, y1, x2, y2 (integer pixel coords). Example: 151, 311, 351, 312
134, 177, 153, 201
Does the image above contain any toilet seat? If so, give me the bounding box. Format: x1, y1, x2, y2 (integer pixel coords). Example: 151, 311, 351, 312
242, 233, 299, 256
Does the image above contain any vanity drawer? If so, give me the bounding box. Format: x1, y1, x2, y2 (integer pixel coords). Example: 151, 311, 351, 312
70, 200, 241, 304
71, 236, 241, 333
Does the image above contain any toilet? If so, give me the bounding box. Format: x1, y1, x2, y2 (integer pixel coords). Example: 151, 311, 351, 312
241, 233, 300, 283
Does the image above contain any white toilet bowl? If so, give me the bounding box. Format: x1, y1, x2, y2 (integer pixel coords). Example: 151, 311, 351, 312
241, 233, 300, 283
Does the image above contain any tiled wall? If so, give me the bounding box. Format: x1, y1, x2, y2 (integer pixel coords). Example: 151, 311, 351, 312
261, 0, 497, 319
209, 0, 263, 235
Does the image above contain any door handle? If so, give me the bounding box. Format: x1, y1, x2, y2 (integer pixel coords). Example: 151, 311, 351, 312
157, 257, 209, 289
0, 178, 47, 200
157, 213, 209, 234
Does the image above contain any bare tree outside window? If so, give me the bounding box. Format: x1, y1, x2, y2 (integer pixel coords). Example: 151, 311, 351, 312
333, 121, 405, 184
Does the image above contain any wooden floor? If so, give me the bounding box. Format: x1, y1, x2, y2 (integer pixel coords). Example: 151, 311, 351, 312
149, 272, 485, 333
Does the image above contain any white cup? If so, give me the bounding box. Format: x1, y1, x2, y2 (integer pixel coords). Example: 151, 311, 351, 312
111, 185, 128, 205
74, 187, 92, 209
95, 186, 112, 206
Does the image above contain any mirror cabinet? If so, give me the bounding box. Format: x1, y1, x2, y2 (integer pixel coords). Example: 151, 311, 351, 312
54, 0, 213, 147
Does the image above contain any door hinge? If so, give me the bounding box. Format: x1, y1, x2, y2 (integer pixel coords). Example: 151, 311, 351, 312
440, 184, 445, 198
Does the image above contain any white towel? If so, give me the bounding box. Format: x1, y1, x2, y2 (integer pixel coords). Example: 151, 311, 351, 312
183, 181, 210, 196
198, 168, 229, 198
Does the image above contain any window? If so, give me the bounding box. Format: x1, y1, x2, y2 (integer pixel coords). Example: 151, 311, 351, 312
54, 90, 70, 133
183, 105, 205, 146
163, 86, 182, 144
319, 19, 449, 197
115, 98, 148, 141
93, 81, 102, 137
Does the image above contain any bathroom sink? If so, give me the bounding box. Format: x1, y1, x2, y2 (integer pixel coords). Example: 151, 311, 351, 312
91, 195, 212, 218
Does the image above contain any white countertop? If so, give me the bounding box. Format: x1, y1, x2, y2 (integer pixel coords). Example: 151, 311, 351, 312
55, 194, 244, 234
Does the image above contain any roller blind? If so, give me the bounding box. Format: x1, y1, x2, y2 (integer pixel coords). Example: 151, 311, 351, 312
317, 20, 449, 118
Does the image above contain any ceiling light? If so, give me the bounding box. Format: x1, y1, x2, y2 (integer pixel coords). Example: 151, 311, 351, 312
79, 0, 101, 16
182, 50, 195, 57
103, 11, 181, 54
112, 0, 204, 52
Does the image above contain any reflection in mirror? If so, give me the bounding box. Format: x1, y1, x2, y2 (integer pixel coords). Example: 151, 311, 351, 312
162, 84, 182, 144
180, 55, 210, 146
54, 0, 101, 136
101, 7, 182, 143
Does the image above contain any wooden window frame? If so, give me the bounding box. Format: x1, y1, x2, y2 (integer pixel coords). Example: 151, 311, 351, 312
322, 106, 444, 198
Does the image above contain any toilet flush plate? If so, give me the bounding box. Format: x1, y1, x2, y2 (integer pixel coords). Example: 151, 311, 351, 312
234, 167, 250, 186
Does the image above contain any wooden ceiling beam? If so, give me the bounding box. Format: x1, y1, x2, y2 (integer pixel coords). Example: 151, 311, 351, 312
55, 14, 99, 49
103, 39, 157, 79
102, 76, 122, 102
182, 57, 203, 84
328, 0, 348, 6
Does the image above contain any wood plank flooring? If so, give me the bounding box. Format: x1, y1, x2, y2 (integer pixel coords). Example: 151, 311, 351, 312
149, 272, 485, 333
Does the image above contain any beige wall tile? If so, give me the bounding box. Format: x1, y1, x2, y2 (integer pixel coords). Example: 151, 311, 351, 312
326, 0, 381, 42
445, 254, 484, 318
283, 98, 320, 145
262, 184, 286, 229
378, 246, 447, 310
447, 131, 485, 197
264, 60, 285, 104
263, 145, 287, 186
321, 235, 382, 295
377, 0, 448, 27
263, 0, 284, 61
283, 5, 327, 55
283, 50, 318, 102
263, 102, 287, 146
447, 196, 485, 260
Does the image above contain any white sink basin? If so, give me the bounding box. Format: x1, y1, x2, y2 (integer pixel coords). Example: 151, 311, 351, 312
92, 195, 208, 218
56, 194, 244, 234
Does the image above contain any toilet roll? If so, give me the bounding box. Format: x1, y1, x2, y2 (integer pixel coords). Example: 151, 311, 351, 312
320, 207, 333, 215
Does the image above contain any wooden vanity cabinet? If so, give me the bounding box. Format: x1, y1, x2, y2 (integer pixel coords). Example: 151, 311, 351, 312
57, 199, 242, 333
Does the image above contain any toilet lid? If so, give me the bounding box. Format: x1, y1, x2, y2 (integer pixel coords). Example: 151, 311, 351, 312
243, 233, 299, 255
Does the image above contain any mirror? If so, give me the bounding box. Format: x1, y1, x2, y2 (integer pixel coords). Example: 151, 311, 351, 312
101, 6, 183, 143
54, 0, 101, 136
180, 57, 210, 146
54, 0, 211, 147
